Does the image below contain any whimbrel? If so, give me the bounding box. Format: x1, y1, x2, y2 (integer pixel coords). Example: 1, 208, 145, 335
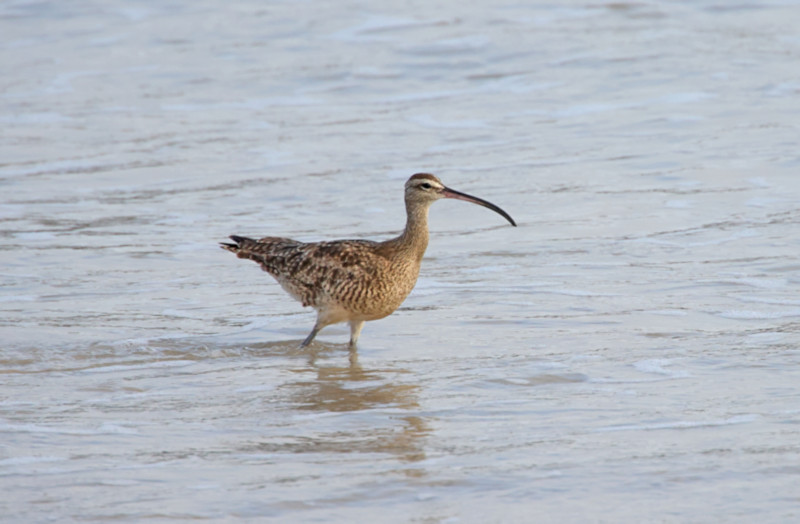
221, 173, 516, 348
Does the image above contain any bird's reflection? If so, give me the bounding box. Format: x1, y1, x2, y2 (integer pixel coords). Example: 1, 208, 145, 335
291, 347, 418, 412
252, 342, 431, 465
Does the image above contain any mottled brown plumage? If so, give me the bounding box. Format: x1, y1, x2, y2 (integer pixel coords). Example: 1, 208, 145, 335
221, 173, 516, 348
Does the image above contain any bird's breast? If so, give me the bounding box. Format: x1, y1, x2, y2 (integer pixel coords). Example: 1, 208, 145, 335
326, 254, 421, 320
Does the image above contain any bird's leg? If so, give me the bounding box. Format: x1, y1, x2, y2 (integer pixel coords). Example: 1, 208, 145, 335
300, 322, 321, 348
348, 320, 365, 349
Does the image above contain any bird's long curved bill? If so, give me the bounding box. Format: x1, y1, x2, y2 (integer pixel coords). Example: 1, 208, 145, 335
442, 187, 517, 227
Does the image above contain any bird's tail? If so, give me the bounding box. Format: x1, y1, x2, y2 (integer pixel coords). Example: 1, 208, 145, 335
219, 235, 265, 261
220, 235, 253, 252
221, 234, 303, 275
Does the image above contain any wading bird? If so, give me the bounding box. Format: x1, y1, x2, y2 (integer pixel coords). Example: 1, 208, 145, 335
221, 173, 516, 348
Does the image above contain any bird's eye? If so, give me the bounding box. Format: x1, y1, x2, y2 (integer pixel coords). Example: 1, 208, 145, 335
420, 183, 432, 190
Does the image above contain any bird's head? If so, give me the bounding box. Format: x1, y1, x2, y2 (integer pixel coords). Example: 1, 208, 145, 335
404, 173, 516, 226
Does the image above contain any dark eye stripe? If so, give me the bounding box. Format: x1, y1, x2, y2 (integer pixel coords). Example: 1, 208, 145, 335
420, 183, 432, 189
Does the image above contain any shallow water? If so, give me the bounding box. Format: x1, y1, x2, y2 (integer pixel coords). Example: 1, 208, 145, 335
2, 1, 800, 522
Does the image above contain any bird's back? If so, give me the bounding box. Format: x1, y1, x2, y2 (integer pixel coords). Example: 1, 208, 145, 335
222, 235, 420, 320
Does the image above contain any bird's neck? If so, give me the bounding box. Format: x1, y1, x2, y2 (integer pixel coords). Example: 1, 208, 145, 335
387, 200, 430, 262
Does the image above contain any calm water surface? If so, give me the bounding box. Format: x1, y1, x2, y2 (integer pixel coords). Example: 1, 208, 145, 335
2, 1, 800, 522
